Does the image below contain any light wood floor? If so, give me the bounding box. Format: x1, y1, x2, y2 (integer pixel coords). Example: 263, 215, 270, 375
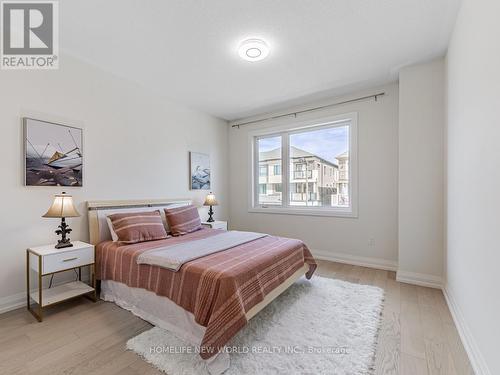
0, 260, 474, 375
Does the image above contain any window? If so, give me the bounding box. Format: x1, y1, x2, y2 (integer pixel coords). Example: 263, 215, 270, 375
250, 113, 357, 217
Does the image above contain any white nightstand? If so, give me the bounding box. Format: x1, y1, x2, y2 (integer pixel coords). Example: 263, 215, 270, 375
26, 241, 96, 322
201, 221, 228, 231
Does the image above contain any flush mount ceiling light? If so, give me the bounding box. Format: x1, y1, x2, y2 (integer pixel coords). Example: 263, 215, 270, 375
238, 38, 270, 62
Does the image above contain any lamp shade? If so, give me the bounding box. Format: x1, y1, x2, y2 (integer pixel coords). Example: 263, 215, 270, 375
203, 192, 218, 206
42, 192, 80, 218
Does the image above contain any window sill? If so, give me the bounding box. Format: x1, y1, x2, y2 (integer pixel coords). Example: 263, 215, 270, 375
248, 206, 357, 218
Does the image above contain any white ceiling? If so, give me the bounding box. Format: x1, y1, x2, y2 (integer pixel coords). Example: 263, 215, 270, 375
61, 0, 461, 120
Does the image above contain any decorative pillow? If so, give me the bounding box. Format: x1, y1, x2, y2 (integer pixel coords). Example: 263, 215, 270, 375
164, 205, 202, 236
108, 210, 168, 244
106, 216, 119, 242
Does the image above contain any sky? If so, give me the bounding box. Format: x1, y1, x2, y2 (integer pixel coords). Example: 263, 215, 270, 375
259, 125, 348, 164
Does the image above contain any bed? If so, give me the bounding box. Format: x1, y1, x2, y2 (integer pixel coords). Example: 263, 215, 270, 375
87, 199, 317, 374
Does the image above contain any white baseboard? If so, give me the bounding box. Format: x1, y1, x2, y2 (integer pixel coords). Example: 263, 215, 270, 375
443, 286, 491, 375
396, 270, 442, 289
0, 291, 26, 314
311, 249, 398, 271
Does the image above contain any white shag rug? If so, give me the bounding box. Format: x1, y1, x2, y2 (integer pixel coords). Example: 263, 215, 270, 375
127, 276, 384, 375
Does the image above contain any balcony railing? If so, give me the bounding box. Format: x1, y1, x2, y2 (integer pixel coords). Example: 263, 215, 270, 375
291, 192, 317, 202
258, 193, 282, 205
293, 170, 313, 179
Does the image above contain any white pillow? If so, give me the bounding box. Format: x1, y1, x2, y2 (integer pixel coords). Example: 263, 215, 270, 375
106, 216, 119, 242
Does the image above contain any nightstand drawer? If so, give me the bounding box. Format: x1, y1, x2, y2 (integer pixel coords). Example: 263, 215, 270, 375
43, 247, 94, 274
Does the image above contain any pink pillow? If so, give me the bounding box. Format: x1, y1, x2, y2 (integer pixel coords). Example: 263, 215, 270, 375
164, 205, 202, 236
108, 210, 168, 244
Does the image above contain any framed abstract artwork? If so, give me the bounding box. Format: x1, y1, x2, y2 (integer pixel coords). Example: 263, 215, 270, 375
189, 151, 210, 190
23, 118, 83, 186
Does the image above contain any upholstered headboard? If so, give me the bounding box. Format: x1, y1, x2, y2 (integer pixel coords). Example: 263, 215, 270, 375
87, 199, 192, 245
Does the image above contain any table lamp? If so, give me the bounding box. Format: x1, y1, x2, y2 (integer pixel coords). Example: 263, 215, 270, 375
42, 192, 80, 249
203, 192, 218, 222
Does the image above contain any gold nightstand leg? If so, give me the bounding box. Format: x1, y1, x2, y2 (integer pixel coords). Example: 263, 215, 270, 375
93, 263, 97, 301
38, 254, 43, 321
26, 250, 30, 311
28, 307, 42, 322
27, 250, 42, 322
84, 264, 98, 302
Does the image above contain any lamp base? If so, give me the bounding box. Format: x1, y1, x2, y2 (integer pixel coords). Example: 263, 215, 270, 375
54, 217, 73, 249
207, 205, 215, 222
55, 241, 74, 249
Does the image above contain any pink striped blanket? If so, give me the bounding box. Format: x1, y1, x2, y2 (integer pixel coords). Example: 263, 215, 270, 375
96, 228, 317, 359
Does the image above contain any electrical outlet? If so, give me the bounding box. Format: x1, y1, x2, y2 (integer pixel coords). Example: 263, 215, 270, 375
368, 238, 375, 247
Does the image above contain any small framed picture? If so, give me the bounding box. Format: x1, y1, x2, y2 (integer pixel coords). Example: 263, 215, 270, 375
190, 152, 210, 190
24, 118, 83, 186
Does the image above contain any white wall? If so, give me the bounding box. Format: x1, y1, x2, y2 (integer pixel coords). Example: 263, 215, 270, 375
445, 0, 500, 373
0, 54, 229, 312
397, 59, 445, 286
228, 84, 399, 269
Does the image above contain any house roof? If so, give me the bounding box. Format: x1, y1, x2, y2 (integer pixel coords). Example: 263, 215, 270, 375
259, 146, 314, 160
259, 146, 339, 167
336, 151, 349, 159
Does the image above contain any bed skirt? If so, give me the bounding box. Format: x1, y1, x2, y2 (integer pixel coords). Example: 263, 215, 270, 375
101, 280, 230, 375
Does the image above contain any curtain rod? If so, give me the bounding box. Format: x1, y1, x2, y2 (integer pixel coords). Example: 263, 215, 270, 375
231, 92, 385, 128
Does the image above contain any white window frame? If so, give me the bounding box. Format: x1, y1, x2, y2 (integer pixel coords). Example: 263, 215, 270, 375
248, 112, 358, 218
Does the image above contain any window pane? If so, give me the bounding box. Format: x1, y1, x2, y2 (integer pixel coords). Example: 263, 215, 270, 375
257, 136, 282, 205
289, 125, 349, 207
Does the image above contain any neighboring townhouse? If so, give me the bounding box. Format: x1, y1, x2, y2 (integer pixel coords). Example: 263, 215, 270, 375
258, 146, 349, 207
